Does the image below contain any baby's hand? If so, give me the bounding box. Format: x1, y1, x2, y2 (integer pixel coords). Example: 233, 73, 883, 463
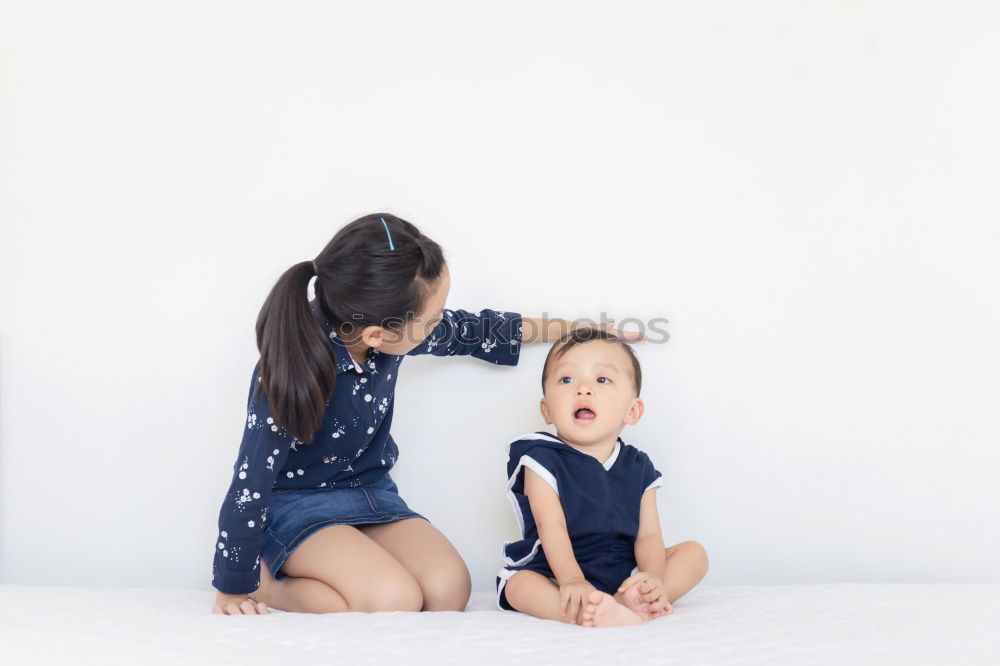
618, 571, 667, 607
619, 572, 675, 618
646, 594, 675, 618
559, 577, 598, 624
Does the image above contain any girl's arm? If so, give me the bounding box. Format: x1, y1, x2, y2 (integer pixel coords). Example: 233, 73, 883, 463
523, 467, 585, 583
633, 488, 667, 580
521, 317, 647, 344
406, 308, 521, 364
212, 362, 294, 596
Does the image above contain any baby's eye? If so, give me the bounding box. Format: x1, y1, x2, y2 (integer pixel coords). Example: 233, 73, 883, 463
597, 376, 612, 384
558, 376, 572, 384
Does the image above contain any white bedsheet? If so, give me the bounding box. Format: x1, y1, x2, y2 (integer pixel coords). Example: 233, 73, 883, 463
1, 584, 997, 665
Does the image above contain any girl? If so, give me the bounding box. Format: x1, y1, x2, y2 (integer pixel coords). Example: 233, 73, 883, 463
211, 213, 639, 615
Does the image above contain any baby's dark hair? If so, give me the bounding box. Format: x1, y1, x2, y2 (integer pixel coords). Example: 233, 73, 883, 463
541, 327, 642, 396
255, 213, 445, 443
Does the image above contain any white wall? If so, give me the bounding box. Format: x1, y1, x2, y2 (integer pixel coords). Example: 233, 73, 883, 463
2, 1, 998, 591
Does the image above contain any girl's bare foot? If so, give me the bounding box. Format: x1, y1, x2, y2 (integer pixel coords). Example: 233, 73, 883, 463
580, 591, 642, 627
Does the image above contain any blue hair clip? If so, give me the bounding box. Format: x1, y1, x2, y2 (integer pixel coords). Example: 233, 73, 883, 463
380, 217, 395, 251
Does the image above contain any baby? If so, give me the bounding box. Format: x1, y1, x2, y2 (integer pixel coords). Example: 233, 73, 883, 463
496, 327, 709, 627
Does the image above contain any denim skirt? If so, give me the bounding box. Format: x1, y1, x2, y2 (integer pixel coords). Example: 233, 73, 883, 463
260, 472, 426, 582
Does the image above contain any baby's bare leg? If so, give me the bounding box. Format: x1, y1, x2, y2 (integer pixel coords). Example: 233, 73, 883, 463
661, 540, 709, 603
502, 570, 576, 624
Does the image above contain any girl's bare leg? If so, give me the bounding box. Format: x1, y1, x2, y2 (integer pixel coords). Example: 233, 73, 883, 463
256, 558, 348, 614
358, 518, 472, 611
254, 524, 424, 613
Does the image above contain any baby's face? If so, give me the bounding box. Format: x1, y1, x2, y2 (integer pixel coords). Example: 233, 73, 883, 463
540, 340, 643, 445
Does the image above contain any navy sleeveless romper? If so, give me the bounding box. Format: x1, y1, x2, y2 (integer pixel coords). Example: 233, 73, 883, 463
496, 431, 663, 611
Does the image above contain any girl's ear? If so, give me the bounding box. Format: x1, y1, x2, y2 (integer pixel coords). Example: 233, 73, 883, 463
539, 398, 553, 424
623, 397, 644, 425
361, 325, 386, 348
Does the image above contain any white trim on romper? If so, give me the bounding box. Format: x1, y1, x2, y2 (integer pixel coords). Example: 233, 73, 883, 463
496, 566, 568, 611
500, 454, 558, 567
501, 432, 562, 534
504, 431, 562, 456
520, 455, 559, 495
496, 566, 517, 610
502, 431, 622, 472
497, 432, 563, 610
602, 440, 622, 470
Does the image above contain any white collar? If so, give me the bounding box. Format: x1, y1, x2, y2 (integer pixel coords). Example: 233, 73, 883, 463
602, 440, 622, 470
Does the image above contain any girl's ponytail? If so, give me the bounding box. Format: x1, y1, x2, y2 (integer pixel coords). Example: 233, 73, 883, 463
253, 213, 445, 445
254, 260, 337, 443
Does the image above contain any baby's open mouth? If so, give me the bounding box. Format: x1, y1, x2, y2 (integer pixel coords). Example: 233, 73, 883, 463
573, 406, 597, 421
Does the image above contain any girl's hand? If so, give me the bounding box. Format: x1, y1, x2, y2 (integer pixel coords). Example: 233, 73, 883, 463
212, 591, 270, 615
595, 319, 647, 342
559, 577, 598, 624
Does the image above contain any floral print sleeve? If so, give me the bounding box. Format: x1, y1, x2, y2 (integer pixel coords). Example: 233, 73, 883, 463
211, 361, 296, 594
406, 308, 523, 366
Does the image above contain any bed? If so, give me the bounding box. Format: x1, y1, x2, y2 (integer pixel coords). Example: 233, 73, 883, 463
1, 583, 997, 665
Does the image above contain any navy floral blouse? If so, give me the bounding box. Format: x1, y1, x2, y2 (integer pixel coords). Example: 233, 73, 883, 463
212, 300, 523, 594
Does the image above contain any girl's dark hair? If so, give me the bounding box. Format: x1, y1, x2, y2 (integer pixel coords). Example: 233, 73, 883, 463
254, 213, 445, 443
541, 327, 642, 396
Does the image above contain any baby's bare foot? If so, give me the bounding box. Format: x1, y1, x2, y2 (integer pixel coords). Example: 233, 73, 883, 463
580, 591, 642, 627
616, 583, 656, 621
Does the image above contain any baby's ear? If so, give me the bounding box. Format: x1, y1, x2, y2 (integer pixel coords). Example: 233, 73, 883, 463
539, 398, 553, 424
624, 397, 644, 425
